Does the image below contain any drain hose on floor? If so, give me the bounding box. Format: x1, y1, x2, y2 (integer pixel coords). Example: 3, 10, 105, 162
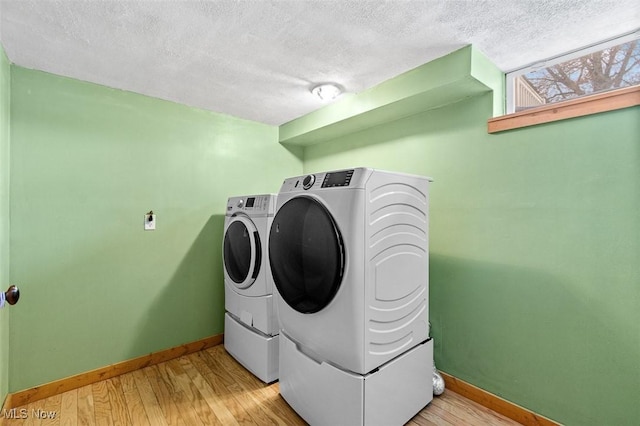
429, 322, 445, 396
433, 361, 445, 396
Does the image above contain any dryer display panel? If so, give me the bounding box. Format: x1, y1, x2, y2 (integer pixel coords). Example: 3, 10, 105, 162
269, 197, 345, 313
321, 169, 354, 188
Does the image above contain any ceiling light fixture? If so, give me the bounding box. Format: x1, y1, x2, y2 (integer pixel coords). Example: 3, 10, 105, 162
311, 83, 342, 101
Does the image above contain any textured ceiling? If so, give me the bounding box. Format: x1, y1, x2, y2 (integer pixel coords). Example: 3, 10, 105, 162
1, 0, 639, 125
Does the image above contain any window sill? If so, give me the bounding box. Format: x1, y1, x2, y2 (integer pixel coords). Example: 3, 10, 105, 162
487, 86, 640, 133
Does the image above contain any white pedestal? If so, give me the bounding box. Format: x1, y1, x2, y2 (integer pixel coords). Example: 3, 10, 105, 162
279, 332, 433, 426
224, 313, 279, 383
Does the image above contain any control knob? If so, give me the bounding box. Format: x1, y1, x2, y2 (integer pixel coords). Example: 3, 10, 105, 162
302, 174, 315, 190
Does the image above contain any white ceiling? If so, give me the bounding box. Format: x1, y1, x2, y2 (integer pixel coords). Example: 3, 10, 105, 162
1, 0, 638, 126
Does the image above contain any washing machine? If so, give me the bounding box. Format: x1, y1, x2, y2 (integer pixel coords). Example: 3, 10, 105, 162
223, 194, 278, 383
269, 168, 434, 425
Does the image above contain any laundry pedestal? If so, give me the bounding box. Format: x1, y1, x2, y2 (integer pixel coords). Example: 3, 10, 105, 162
224, 313, 279, 383
279, 332, 433, 426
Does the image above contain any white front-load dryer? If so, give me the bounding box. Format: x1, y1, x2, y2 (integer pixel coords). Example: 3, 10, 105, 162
269, 168, 434, 425
223, 194, 278, 383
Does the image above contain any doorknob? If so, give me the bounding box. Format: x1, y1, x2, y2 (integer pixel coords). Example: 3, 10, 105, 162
1, 285, 19, 307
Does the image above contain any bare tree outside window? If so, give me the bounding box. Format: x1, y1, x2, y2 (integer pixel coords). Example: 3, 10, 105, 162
513, 40, 640, 112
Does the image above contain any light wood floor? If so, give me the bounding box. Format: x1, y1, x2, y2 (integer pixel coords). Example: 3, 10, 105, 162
1, 345, 520, 425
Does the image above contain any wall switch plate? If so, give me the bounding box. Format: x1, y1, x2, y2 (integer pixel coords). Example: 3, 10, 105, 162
144, 214, 156, 230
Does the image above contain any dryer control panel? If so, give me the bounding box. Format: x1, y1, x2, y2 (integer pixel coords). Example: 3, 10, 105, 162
278, 168, 374, 193
321, 169, 354, 188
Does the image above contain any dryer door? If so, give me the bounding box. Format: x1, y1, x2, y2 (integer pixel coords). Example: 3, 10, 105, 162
223, 216, 262, 289
269, 196, 345, 313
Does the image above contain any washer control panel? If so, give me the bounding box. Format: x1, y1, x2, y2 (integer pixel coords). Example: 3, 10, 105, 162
226, 194, 275, 215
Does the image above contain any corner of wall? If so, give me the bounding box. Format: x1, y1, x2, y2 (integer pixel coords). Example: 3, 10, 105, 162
470, 46, 506, 117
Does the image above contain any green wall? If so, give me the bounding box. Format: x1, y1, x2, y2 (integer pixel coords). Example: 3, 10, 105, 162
8, 67, 302, 392
3, 42, 639, 426
0, 44, 10, 404
303, 95, 640, 425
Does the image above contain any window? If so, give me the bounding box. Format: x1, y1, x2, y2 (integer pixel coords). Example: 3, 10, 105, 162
507, 31, 640, 114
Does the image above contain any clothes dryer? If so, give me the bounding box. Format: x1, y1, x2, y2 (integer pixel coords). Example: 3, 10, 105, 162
223, 194, 278, 383
269, 168, 433, 425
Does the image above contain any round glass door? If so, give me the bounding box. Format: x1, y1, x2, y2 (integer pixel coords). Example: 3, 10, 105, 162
223, 216, 261, 289
269, 197, 345, 313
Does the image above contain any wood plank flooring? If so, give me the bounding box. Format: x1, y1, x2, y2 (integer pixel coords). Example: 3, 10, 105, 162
1, 345, 520, 425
